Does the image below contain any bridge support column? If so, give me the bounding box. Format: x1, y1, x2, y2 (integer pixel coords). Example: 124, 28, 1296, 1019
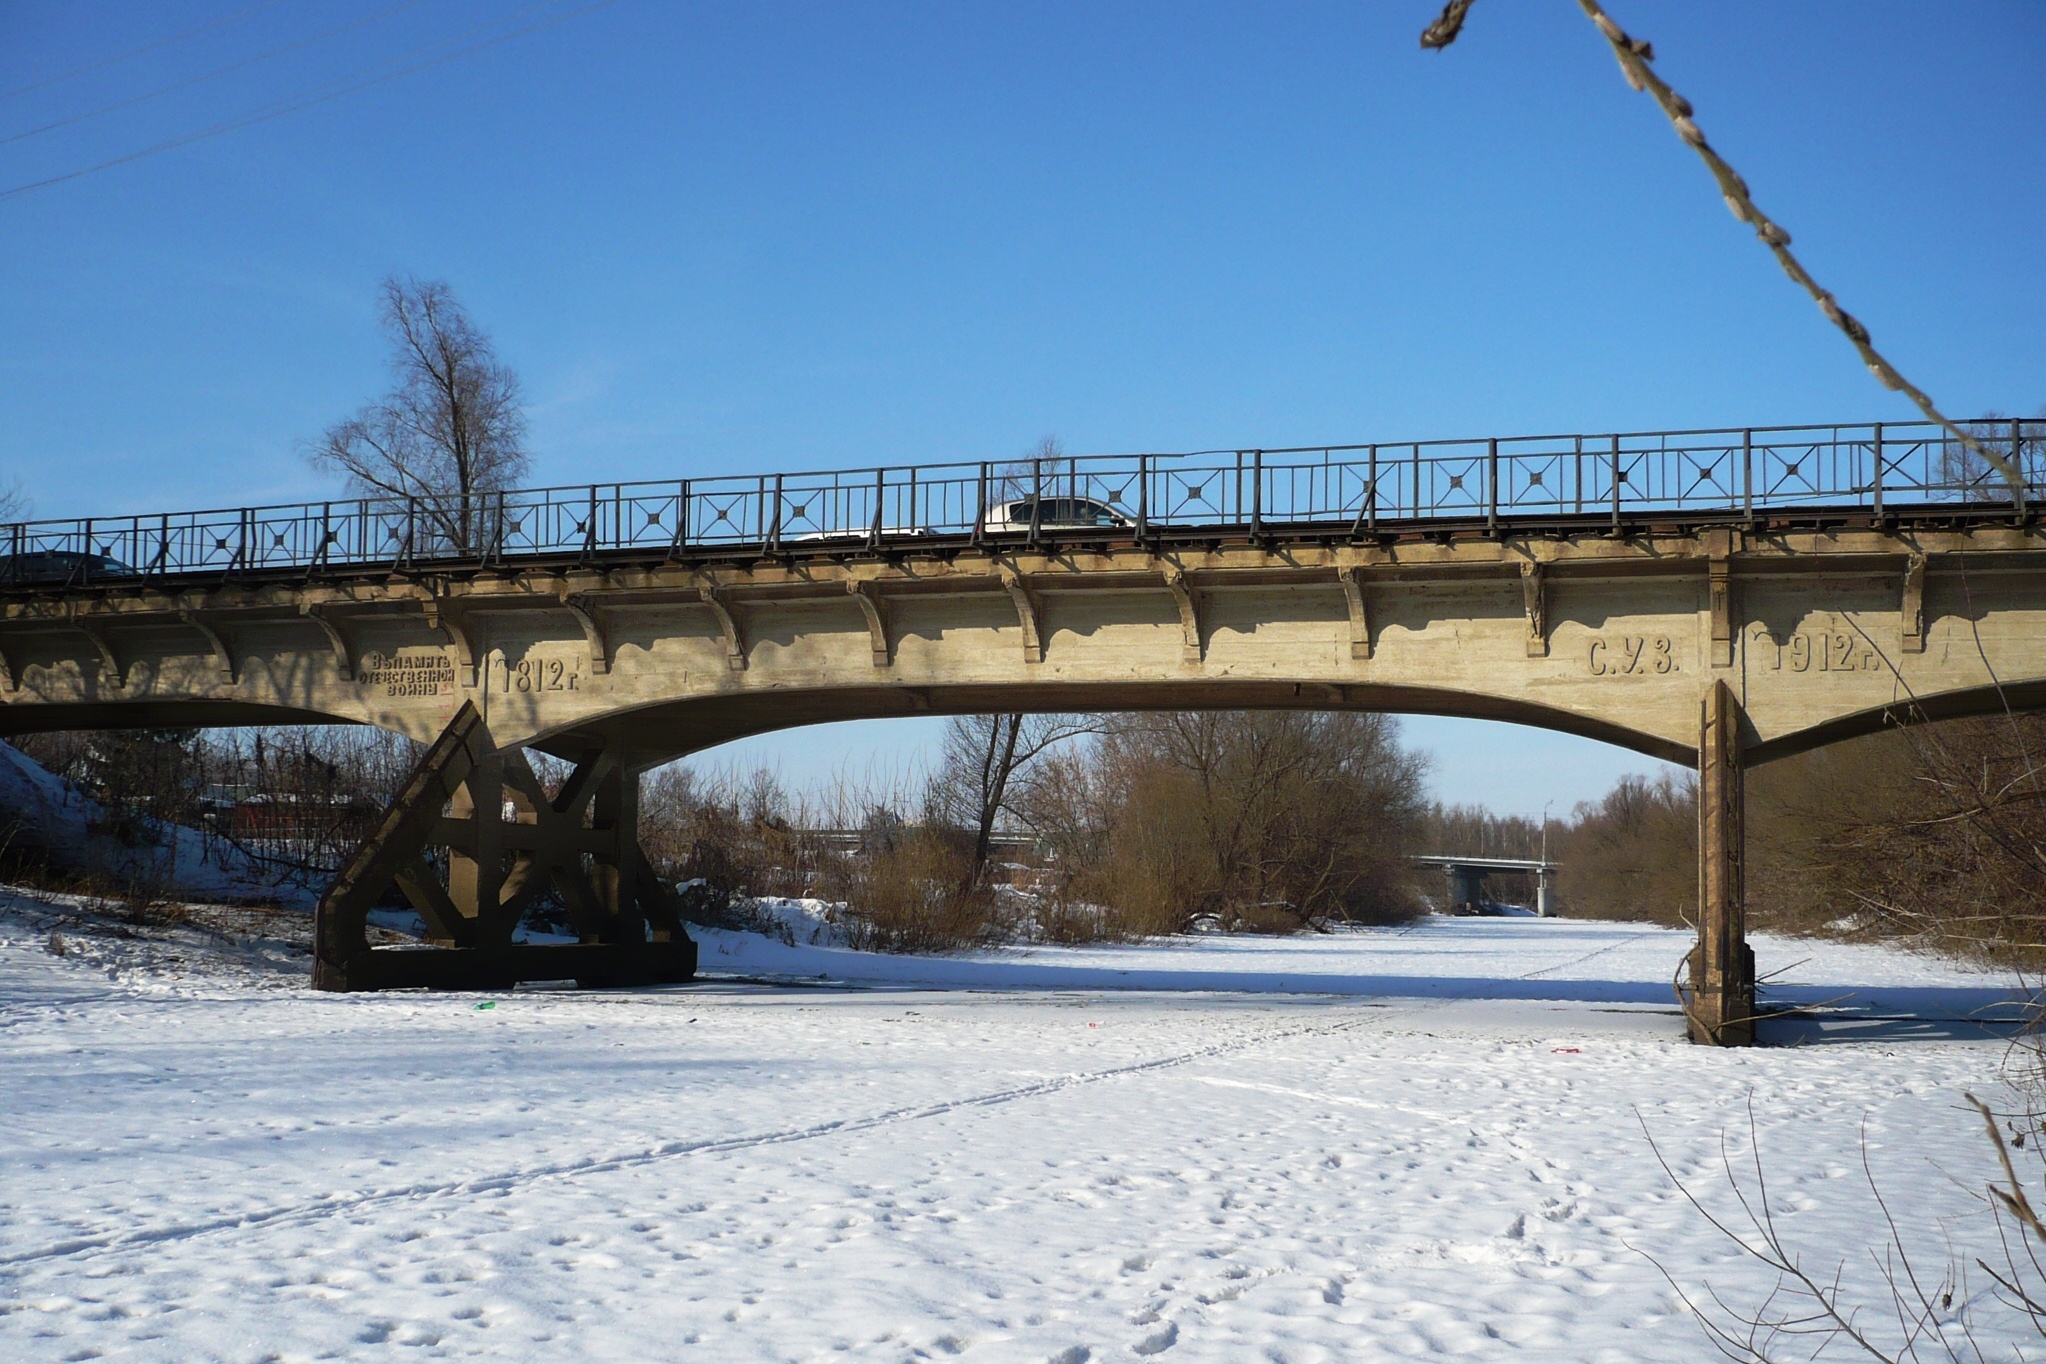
312, 701, 696, 992
1685, 679, 1755, 1046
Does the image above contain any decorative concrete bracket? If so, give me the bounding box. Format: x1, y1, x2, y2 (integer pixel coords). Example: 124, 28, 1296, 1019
179, 610, 238, 685
847, 579, 891, 667
69, 608, 127, 691
695, 581, 747, 671
1160, 564, 1202, 662
1520, 562, 1549, 658
1902, 554, 1927, 654
300, 603, 358, 682
997, 566, 1045, 663
423, 597, 483, 688
1336, 565, 1371, 660
1708, 556, 1735, 668
561, 593, 612, 675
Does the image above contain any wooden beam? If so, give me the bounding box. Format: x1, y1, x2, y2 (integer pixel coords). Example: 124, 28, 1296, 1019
313, 701, 486, 989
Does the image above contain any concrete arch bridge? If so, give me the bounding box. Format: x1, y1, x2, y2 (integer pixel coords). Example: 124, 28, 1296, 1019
3, 417, 2043, 1044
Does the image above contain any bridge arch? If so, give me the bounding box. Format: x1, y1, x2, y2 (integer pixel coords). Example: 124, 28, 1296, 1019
1746, 677, 2046, 765
518, 680, 1699, 770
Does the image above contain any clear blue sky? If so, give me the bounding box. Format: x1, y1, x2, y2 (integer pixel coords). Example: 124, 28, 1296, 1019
3, 1, 2041, 816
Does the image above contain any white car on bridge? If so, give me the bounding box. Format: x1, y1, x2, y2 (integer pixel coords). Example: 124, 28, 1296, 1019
979, 496, 1129, 535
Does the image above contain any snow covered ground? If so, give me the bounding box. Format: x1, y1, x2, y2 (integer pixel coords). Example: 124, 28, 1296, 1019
3, 891, 2040, 1362
0, 739, 317, 908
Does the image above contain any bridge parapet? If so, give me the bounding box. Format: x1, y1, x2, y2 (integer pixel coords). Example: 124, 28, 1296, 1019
4, 418, 2041, 587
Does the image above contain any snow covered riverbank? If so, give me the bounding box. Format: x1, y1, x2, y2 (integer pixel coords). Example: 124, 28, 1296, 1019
2, 895, 2038, 1361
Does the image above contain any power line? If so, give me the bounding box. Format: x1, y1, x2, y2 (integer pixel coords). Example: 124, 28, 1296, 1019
0, 0, 625, 203
0, 0, 438, 150
0, 0, 299, 104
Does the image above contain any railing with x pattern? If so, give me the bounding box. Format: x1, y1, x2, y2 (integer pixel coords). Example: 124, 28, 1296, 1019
3, 418, 2040, 588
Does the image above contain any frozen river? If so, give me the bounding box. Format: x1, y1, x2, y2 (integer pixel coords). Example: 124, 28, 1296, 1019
1, 900, 2035, 1361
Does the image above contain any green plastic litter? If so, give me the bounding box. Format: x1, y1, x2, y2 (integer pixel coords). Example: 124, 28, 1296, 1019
475, 1001, 497, 1011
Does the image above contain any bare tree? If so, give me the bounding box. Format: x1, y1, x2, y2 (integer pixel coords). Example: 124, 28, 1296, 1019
995, 434, 1070, 502
307, 276, 529, 553
0, 480, 28, 523
935, 712, 1097, 894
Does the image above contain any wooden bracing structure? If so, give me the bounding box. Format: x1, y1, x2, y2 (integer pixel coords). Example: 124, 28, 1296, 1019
312, 702, 696, 991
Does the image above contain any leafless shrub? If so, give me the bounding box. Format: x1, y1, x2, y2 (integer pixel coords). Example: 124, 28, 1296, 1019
1641, 1058, 2046, 1364
5, 726, 418, 899
1639, 1097, 1982, 1364
813, 825, 1000, 954
1048, 712, 1428, 935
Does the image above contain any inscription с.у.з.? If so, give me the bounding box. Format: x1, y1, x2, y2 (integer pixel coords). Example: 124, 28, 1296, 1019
1587, 635, 1675, 676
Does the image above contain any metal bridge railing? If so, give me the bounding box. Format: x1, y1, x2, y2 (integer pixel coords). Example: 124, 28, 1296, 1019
4, 418, 2040, 587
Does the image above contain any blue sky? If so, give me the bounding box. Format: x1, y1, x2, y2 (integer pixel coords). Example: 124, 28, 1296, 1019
3, 1, 2042, 816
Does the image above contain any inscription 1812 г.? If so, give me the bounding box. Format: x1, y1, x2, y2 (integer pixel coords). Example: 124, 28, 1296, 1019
1587, 635, 1676, 676
500, 655, 580, 693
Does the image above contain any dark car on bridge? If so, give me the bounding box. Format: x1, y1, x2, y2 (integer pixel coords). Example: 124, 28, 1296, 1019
0, 550, 139, 585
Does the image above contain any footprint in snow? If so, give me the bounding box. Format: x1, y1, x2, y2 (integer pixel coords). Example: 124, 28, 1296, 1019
1046, 1349, 1091, 1364
1132, 1321, 1179, 1355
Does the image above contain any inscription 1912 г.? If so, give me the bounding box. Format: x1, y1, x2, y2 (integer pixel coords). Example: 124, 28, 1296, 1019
358, 651, 456, 698
1761, 629, 1884, 674
1587, 635, 1676, 676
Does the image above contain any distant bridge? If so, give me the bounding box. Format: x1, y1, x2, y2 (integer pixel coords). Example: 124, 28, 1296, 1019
3, 416, 2043, 1043
1412, 854, 1558, 917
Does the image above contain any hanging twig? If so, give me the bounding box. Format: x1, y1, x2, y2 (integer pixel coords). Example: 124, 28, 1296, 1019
1418, 0, 2028, 507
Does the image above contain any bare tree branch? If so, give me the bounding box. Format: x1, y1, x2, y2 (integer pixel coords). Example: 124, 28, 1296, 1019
1419, 0, 2029, 506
